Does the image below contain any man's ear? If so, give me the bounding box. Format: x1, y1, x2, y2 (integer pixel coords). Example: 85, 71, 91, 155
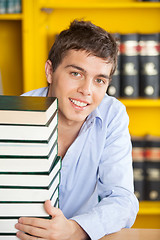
45, 60, 53, 84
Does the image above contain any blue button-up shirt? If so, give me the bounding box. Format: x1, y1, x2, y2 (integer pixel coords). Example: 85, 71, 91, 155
22, 87, 139, 240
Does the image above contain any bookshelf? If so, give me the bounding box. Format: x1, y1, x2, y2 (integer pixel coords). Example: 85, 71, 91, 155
0, 0, 160, 229
0, 13, 23, 20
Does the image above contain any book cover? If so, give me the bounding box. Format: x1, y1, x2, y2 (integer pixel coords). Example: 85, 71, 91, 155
0, 173, 60, 202
120, 33, 139, 98
139, 33, 159, 98
0, 111, 58, 142
0, 95, 57, 125
0, 237, 18, 240
132, 136, 146, 201
0, 155, 61, 187
0, 142, 57, 173
0, 128, 57, 156
0, 187, 59, 216
0, 219, 19, 233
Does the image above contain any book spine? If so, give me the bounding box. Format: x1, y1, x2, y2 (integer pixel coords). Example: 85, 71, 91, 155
139, 33, 159, 98
6, 0, 15, 13
132, 138, 145, 201
107, 33, 121, 98
14, 0, 21, 13
0, 0, 7, 14
120, 33, 139, 98
145, 138, 160, 201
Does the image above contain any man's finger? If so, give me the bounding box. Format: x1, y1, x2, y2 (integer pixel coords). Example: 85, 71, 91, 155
44, 200, 62, 218
16, 217, 50, 229
15, 222, 47, 239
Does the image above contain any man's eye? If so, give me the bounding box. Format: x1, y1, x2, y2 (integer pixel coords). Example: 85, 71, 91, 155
71, 72, 80, 77
96, 79, 105, 84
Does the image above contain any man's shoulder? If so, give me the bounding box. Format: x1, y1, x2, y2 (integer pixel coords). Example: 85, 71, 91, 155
21, 87, 48, 97
99, 94, 126, 113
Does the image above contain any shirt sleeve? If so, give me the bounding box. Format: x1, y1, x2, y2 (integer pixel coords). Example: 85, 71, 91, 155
71, 103, 139, 240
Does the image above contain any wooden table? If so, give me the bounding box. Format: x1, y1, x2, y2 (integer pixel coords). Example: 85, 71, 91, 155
100, 229, 160, 240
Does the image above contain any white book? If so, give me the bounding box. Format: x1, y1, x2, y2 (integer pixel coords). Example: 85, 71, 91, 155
0, 157, 61, 187
0, 173, 60, 202
0, 111, 58, 141
0, 143, 57, 173
0, 187, 58, 217
0, 200, 59, 234
0, 219, 18, 233
0, 128, 57, 156
0, 96, 57, 125
0, 237, 18, 240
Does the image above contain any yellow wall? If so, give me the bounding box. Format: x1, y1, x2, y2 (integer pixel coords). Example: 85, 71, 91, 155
0, 20, 22, 95
0, 0, 160, 229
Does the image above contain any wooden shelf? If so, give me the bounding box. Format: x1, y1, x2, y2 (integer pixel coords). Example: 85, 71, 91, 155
0, 14, 23, 20
44, 1, 160, 9
138, 201, 160, 215
120, 99, 160, 107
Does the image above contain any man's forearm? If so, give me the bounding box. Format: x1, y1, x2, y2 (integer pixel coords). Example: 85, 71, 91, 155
69, 220, 90, 240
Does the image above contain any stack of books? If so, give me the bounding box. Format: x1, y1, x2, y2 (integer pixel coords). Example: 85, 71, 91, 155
132, 135, 160, 201
107, 32, 160, 99
0, 0, 21, 14
0, 95, 61, 239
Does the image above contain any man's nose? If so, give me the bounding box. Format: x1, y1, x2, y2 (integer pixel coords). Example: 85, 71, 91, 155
77, 78, 92, 96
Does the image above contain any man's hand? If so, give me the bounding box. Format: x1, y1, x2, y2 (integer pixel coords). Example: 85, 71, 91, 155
15, 200, 89, 240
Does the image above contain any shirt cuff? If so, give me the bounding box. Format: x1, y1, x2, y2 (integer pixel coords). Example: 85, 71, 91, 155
70, 213, 106, 240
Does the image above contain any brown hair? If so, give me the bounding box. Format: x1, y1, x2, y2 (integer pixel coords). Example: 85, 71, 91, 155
48, 20, 118, 78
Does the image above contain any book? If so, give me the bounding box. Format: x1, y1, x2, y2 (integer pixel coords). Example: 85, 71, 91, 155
107, 33, 121, 98
0, 110, 58, 142
14, 0, 21, 13
0, 201, 59, 235
0, 141, 57, 173
0, 0, 7, 14
139, 33, 159, 98
120, 33, 139, 98
0, 199, 59, 235
145, 136, 160, 201
0, 172, 60, 202
0, 237, 18, 240
0, 95, 57, 125
0, 128, 57, 156
132, 136, 146, 201
0, 219, 18, 233
6, 0, 15, 13
0, 187, 59, 217
0, 155, 61, 187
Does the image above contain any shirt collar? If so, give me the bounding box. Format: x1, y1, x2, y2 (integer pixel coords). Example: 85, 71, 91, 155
87, 107, 103, 127
78, 106, 103, 135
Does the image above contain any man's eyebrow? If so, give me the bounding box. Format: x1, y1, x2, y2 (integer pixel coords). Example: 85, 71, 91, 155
65, 64, 110, 79
65, 64, 86, 73
98, 74, 110, 80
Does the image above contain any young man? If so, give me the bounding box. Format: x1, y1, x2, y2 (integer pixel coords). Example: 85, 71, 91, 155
15, 20, 139, 240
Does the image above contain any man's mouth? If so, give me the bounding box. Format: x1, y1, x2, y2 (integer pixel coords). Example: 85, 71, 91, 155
69, 98, 88, 107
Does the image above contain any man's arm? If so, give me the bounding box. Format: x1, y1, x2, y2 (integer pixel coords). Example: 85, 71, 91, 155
70, 104, 139, 240
15, 200, 89, 240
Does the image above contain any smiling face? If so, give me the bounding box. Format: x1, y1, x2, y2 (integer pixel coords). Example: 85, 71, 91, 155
46, 50, 112, 126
